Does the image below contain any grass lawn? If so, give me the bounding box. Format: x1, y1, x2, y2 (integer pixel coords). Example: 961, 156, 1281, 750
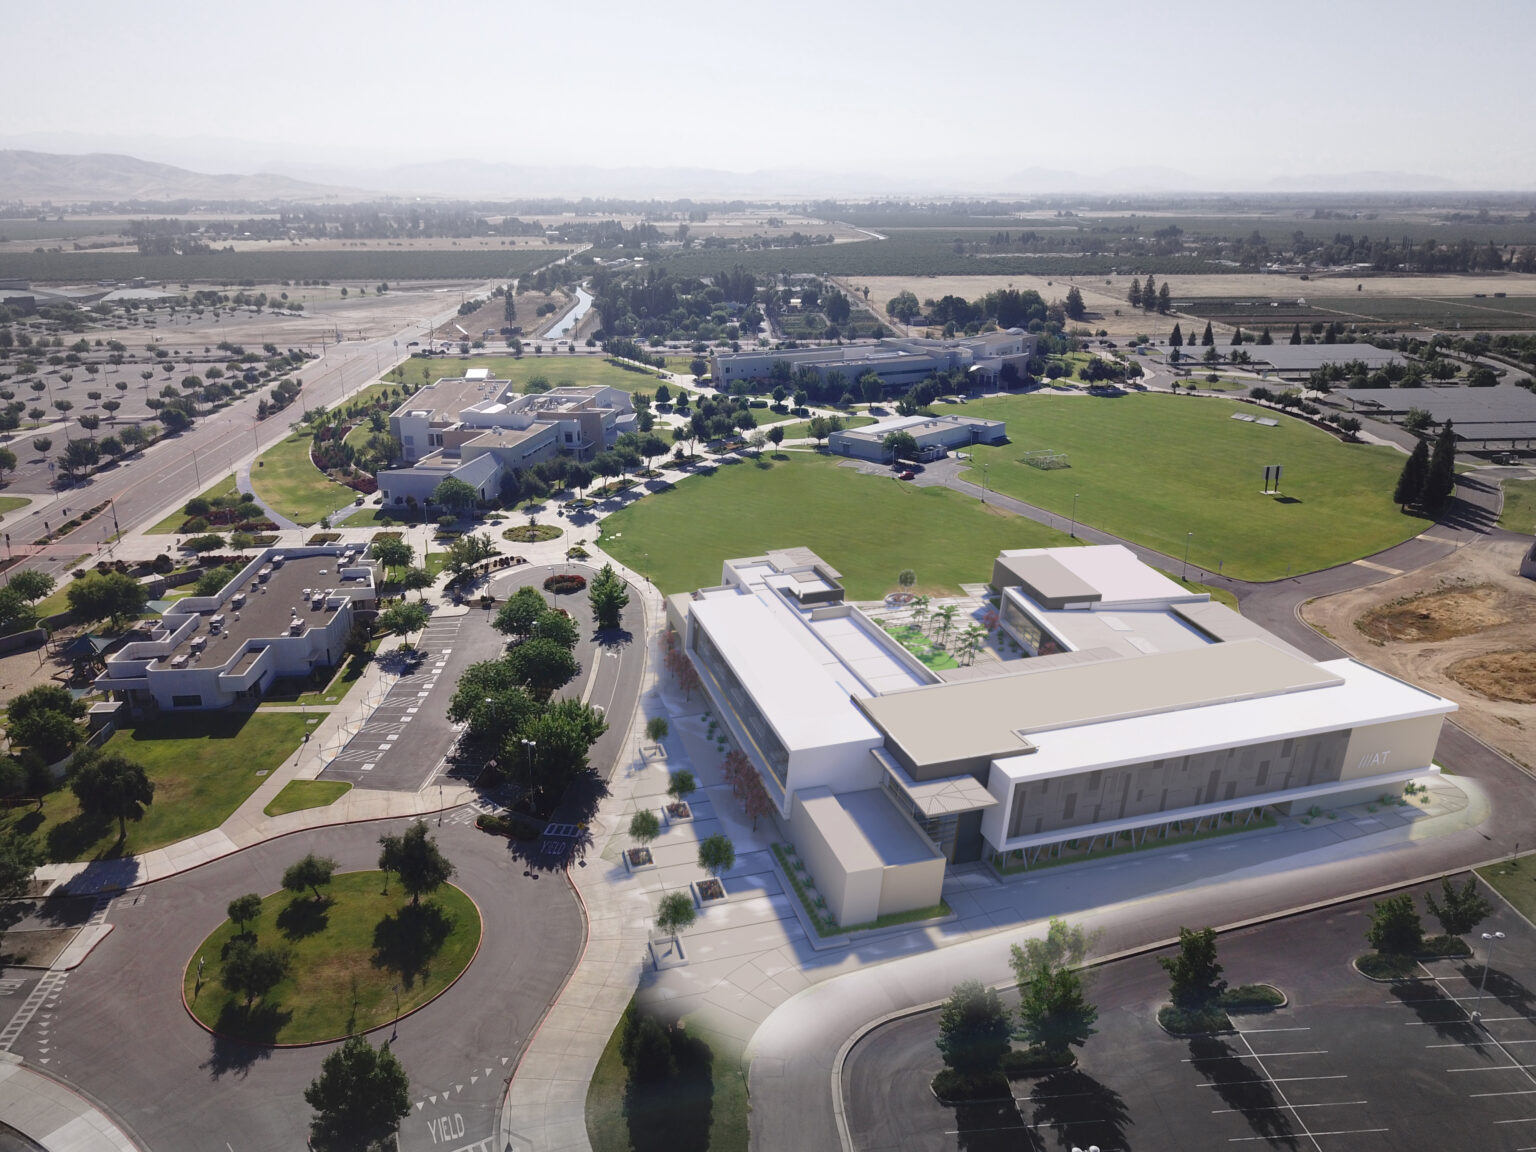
1500, 477, 1536, 534
258, 654, 371, 709
780, 414, 877, 439
0, 495, 31, 518
146, 474, 241, 535
1, 712, 308, 862
586, 1001, 748, 1152
389, 355, 665, 395
1477, 859, 1536, 920
182, 871, 480, 1044
882, 623, 959, 670
957, 393, 1423, 581
250, 432, 359, 526
262, 779, 352, 817
599, 453, 1069, 600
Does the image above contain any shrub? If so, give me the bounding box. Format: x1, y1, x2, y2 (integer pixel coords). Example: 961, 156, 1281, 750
931, 1068, 1009, 1102
543, 573, 586, 594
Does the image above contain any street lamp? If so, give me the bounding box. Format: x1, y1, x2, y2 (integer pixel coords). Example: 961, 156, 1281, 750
391, 982, 401, 1040
1182, 531, 1193, 580
1069, 492, 1079, 538
521, 737, 536, 776
981, 462, 989, 502
1474, 930, 1506, 1021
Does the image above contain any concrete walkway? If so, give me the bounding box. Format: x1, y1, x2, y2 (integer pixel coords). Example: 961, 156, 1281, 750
233, 458, 301, 531
0, 1054, 137, 1152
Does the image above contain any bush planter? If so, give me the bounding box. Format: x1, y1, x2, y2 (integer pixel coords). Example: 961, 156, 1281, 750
692, 878, 727, 906
1002, 1047, 1077, 1077
664, 800, 693, 825
930, 1070, 1012, 1105
1356, 936, 1472, 982
624, 846, 656, 873
1158, 1003, 1235, 1036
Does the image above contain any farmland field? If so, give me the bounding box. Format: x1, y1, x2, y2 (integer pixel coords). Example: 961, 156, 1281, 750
598, 452, 1070, 599
386, 354, 665, 394
956, 392, 1422, 581
0, 247, 566, 284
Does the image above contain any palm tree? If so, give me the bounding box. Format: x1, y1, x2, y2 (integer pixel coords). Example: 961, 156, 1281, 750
910, 595, 930, 637
933, 605, 959, 649
959, 623, 987, 665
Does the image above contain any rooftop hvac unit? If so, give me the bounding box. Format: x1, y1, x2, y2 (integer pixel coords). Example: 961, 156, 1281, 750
170, 654, 188, 668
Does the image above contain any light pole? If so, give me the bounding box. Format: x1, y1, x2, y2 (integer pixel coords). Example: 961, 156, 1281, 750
1182, 532, 1193, 580
521, 737, 536, 777
1069, 493, 1079, 538
1474, 930, 1506, 1022
981, 462, 989, 502
391, 982, 401, 1040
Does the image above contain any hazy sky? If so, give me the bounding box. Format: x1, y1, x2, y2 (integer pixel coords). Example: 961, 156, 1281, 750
7, 0, 1536, 190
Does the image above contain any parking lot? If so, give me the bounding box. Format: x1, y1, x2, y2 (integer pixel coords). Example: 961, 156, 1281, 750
844, 879, 1536, 1151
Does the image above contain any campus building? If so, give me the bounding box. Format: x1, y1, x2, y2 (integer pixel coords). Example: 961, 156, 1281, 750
711, 330, 1036, 393
668, 545, 1455, 927
93, 547, 376, 711
828, 413, 1007, 463
379, 370, 636, 506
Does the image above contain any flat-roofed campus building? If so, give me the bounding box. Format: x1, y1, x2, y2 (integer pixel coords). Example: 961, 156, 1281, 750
828, 412, 1007, 463
711, 330, 1037, 394
669, 545, 1454, 927
379, 369, 636, 506
93, 547, 376, 711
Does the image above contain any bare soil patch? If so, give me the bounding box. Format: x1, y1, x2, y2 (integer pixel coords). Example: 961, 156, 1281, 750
1448, 651, 1536, 704
1356, 583, 1513, 643
0, 927, 76, 967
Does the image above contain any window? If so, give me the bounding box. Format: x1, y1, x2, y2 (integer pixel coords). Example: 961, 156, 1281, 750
172, 694, 202, 708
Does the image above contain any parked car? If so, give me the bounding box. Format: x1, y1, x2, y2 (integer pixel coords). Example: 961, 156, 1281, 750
899, 470, 916, 481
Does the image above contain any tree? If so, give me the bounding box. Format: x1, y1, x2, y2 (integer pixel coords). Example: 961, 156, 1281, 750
304, 1033, 411, 1152
858, 371, 884, 409
494, 584, 548, 638
1169, 323, 1183, 348
1064, 286, 1086, 321
1290, 323, 1302, 345
446, 660, 537, 741
588, 563, 630, 631
935, 980, 1012, 1082
1425, 876, 1492, 937
1157, 282, 1172, 314
444, 532, 495, 575
768, 424, 784, 453
1231, 326, 1245, 346
431, 476, 478, 514
398, 566, 433, 600
1017, 963, 1097, 1059
1423, 420, 1457, 507
629, 809, 661, 844
886, 290, 922, 323
806, 415, 832, 447
532, 608, 579, 650
66, 570, 147, 628
697, 833, 735, 878
220, 937, 291, 1008
70, 748, 154, 841
1393, 439, 1431, 510
381, 820, 454, 906
508, 636, 580, 700
645, 716, 670, 743
371, 535, 413, 576
378, 601, 430, 648
1142, 274, 1158, 312
898, 569, 916, 592
0, 446, 16, 480
7, 685, 85, 761
227, 893, 263, 937
932, 604, 959, 648
1010, 917, 1094, 986
282, 853, 337, 902
513, 699, 607, 804
1257, 326, 1273, 345
1158, 926, 1226, 1008
1127, 278, 1142, 309
1201, 321, 1214, 346
1368, 893, 1425, 956
883, 429, 918, 463
0, 828, 42, 900
655, 890, 696, 937
667, 769, 697, 805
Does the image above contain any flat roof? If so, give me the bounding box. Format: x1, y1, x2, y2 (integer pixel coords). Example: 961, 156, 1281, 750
993, 658, 1455, 787
1002, 545, 1196, 605
858, 639, 1344, 770
1361, 384, 1536, 426
799, 787, 940, 872
880, 752, 998, 817
690, 591, 880, 753
1247, 344, 1404, 370
803, 612, 929, 695
998, 555, 1101, 606
393, 375, 513, 423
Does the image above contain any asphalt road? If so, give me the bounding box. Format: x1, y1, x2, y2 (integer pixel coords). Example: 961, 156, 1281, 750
7, 816, 583, 1152
845, 876, 1536, 1152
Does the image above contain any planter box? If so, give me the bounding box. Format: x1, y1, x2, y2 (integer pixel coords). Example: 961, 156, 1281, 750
663, 801, 693, 825
623, 846, 656, 873
649, 935, 688, 970
692, 878, 727, 906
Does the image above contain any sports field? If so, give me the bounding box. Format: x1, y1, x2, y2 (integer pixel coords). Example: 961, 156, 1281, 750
958, 393, 1422, 581
598, 454, 1069, 600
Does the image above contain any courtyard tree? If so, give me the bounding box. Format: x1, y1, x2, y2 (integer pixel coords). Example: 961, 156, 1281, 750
397, 566, 433, 600
588, 563, 630, 631
932, 604, 959, 648
227, 893, 262, 937
697, 833, 735, 879
1425, 876, 1492, 938
883, 429, 918, 463
7, 685, 86, 762
69, 748, 154, 841
379, 601, 430, 649
431, 476, 478, 515
220, 937, 291, 1009
859, 371, 884, 409
667, 769, 697, 806
66, 569, 147, 628
768, 424, 784, 453
282, 853, 337, 903
494, 584, 548, 638
655, 890, 697, 938
371, 535, 413, 577
508, 636, 580, 701
444, 532, 496, 576
629, 809, 661, 845
645, 716, 670, 743
898, 569, 916, 592
935, 980, 1012, 1087
304, 1033, 411, 1152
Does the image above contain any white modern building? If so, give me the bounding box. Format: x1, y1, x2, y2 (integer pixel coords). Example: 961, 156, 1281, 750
379, 370, 636, 507
711, 330, 1036, 393
828, 412, 1007, 463
668, 545, 1455, 927
93, 547, 376, 710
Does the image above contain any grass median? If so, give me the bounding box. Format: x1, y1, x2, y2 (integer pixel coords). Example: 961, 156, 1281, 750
250, 432, 359, 526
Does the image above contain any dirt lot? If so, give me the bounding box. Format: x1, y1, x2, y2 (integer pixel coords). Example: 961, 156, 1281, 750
851, 272, 1536, 341
1301, 533, 1536, 769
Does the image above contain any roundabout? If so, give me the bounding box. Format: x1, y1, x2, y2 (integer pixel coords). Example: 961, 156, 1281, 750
182, 870, 482, 1045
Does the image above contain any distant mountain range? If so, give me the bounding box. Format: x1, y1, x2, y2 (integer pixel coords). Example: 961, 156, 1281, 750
0, 150, 358, 202
0, 146, 1477, 204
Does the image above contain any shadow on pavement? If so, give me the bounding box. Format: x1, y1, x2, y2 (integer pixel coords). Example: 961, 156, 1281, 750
1186, 1035, 1300, 1148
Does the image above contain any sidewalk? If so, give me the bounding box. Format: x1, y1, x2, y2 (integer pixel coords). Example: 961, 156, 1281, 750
0, 1054, 137, 1152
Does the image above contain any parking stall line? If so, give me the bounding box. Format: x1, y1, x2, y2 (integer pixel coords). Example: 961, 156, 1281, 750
1237, 1027, 1312, 1034
1196, 1075, 1348, 1087
1474, 1090, 1536, 1098
1447, 1064, 1536, 1073
1432, 1039, 1536, 1048
1227, 1129, 1387, 1142
1211, 1102, 1367, 1115
1496, 1118, 1536, 1125
1406, 1016, 1535, 1026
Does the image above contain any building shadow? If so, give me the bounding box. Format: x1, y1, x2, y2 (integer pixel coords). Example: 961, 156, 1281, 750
1185, 1035, 1301, 1148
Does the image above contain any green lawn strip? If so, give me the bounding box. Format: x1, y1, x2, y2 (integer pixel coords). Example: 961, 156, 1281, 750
772, 843, 949, 935
262, 780, 352, 817
182, 871, 480, 1044
145, 474, 240, 535
258, 650, 375, 709
881, 623, 960, 670
1499, 477, 1536, 534
390, 355, 664, 396
957, 393, 1422, 581
600, 453, 1069, 601
586, 999, 748, 1152
1476, 859, 1536, 920
780, 414, 877, 439
0, 712, 308, 862
0, 495, 31, 517
250, 432, 358, 526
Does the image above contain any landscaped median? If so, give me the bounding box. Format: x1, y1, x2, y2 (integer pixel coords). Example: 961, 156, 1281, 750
182, 869, 480, 1045
249, 431, 360, 527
